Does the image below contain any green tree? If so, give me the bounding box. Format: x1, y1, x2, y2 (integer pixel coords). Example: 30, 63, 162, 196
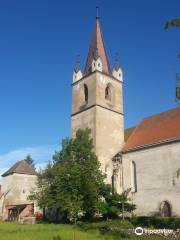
165, 18, 180, 58
165, 17, 180, 101
99, 184, 136, 220
165, 18, 180, 29
25, 154, 35, 169
30, 128, 105, 222
29, 163, 56, 220
53, 128, 105, 220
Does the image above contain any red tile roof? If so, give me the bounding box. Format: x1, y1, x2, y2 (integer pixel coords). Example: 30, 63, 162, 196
84, 19, 111, 75
124, 126, 137, 142
123, 107, 180, 152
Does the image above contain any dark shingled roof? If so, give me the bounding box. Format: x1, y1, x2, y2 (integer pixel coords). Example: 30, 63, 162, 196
84, 18, 111, 76
123, 107, 180, 152
2, 160, 37, 177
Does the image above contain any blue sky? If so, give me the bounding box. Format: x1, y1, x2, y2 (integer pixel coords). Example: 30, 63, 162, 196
0, 0, 179, 174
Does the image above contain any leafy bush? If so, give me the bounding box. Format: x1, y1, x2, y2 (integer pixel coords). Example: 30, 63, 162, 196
53, 236, 62, 240
77, 220, 134, 238
77, 219, 133, 231
129, 216, 180, 230
99, 185, 136, 220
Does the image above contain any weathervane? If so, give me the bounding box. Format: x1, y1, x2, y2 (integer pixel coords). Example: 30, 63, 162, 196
96, 6, 100, 19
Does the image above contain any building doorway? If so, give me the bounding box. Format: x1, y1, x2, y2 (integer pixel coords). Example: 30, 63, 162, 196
7, 204, 26, 221
160, 201, 172, 217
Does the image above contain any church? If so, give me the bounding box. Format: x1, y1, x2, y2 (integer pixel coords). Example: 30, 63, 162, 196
71, 16, 180, 217
0, 15, 179, 221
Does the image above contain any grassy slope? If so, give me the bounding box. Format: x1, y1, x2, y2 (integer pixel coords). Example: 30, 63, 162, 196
0, 222, 162, 240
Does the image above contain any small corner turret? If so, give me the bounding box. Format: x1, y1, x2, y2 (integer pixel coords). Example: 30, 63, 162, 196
73, 55, 83, 83
73, 66, 83, 83
112, 64, 123, 82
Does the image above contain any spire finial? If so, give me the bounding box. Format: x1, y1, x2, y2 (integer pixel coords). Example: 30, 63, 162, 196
96, 6, 100, 19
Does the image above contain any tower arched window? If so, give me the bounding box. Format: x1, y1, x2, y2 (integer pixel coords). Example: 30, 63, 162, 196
84, 84, 88, 103
105, 84, 112, 101
131, 161, 137, 192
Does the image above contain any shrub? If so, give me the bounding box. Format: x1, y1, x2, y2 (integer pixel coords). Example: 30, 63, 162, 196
53, 236, 62, 240
129, 216, 180, 230
77, 219, 133, 231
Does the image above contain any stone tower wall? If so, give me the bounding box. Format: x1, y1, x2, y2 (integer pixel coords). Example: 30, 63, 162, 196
71, 71, 124, 184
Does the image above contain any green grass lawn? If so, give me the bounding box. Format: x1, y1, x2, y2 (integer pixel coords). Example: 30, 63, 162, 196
0, 222, 163, 240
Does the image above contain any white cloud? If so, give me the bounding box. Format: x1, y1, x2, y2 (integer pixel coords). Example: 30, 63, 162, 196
0, 145, 58, 178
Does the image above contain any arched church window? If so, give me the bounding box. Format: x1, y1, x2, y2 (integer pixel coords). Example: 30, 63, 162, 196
84, 84, 88, 103
105, 84, 112, 101
131, 161, 137, 192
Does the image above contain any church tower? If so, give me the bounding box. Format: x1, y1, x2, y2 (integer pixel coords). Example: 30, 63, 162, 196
71, 16, 124, 185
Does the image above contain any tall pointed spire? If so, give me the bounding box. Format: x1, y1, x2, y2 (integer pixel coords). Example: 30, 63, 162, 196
84, 17, 111, 75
